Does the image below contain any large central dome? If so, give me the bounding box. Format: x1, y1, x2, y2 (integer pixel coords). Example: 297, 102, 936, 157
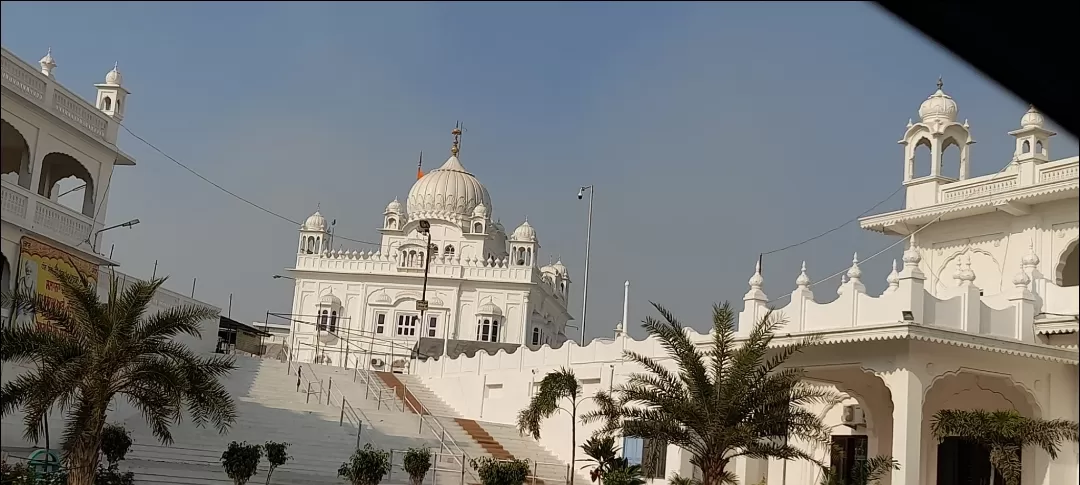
407, 154, 492, 217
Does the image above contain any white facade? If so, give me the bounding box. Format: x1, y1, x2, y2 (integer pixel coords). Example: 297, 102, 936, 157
1, 46, 136, 321
286, 128, 574, 372
411, 83, 1079, 485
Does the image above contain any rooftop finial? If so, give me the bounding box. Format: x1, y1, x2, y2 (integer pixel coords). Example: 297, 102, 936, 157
450, 121, 463, 156
937, 76, 944, 91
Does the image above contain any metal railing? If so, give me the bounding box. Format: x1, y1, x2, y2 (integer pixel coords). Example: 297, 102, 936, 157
494, 457, 573, 485
290, 360, 368, 451
355, 367, 480, 484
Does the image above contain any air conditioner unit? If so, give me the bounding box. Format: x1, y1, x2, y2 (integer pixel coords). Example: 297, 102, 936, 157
370, 358, 385, 368
841, 404, 866, 429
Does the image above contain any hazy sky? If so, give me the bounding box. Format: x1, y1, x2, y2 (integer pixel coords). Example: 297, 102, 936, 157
2, 2, 1075, 339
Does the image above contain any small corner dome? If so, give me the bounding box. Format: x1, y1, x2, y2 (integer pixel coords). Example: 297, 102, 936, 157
385, 199, 402, 214
551, 259, 567, 275
918, 79, 958, 123
477, 300, 503, 316
105, 63, 123, 85
1020, 106, 1045, 129
511, 219, 537, 242
302, 211, 328, 231
319, 291, 341, 307
472, 202, 489, 218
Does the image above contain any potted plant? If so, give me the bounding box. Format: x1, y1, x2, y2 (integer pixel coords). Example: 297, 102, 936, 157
470, 456, 531, 485
402, 447, 433, 485
338, 444, 391, 485
221, 441, 263, 485
600, 459, 645, 485
264, 442, 291, 485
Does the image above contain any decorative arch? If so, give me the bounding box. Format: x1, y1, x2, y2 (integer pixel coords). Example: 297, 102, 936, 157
1054, 237, 1078, 287
38, 151, 97, 217
933, 246, 1002, 293
1, 119, 33, 189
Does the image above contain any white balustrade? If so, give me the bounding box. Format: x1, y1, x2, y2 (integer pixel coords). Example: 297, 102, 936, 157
1, 47, 116, 144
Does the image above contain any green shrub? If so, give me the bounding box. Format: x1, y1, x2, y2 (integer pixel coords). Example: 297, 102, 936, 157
95, 465, 136, 485
221, 441, 263, 485
403, 447, 433, 485
263, 441, 291, 485
470, 456, 531, 485
100, 423, 134, 467
338, 444, 391, 485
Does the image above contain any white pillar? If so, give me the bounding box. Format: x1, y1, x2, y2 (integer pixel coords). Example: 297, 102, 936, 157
621, 280, 630, 332
879, 368, 927, 485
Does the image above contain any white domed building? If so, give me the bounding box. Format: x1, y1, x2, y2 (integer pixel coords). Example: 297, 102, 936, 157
285, 127, 573, 371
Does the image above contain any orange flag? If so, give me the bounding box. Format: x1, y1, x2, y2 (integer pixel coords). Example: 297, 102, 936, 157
416, 151, 424, 180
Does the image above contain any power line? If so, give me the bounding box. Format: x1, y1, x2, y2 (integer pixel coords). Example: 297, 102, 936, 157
762, 184, 904, 256
119, 123, 381, 246
765, 158, 1049, 305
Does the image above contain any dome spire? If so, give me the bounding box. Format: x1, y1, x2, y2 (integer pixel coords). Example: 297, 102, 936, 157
450, 121, 463, 156
937, 76, 943, 91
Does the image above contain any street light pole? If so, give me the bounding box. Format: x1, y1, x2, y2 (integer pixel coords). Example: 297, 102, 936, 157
90, 218, 140, 251
577, 185, 594, 346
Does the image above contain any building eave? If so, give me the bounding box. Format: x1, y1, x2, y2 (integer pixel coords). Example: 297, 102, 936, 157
735, 322, 1079, 365
859, 178, 1078, 235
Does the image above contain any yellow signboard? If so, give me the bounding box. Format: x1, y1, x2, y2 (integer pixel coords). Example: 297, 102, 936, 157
16, 237, 99, 326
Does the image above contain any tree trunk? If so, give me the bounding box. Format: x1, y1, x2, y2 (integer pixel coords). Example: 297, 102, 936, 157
66, 406, 108, 485
570, 404, 577, 485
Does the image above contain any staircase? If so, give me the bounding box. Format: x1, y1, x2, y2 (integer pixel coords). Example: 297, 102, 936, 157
315, 364, 590, 485
1, 357, 468, 484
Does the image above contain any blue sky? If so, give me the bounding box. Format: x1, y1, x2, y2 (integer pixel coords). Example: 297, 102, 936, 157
2, 2, 1075, 338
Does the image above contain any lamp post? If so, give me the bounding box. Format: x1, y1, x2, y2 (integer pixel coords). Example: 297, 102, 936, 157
416, 220, 433, 343
91, 218, 140, 251
577, 185, 594, 346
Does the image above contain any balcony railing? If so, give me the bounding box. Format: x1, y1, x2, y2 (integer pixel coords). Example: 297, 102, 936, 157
1, 47, 116, 145
1, 179, 101, 253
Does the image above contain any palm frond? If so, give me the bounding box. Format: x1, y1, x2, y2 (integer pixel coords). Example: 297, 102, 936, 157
517, 367, 579, 440
0, 268, 236, 484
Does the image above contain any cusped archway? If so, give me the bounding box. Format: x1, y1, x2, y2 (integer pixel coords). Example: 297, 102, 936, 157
1056, 239, 1078, 287
1, 119, 32, 189
37, 152, 96, 217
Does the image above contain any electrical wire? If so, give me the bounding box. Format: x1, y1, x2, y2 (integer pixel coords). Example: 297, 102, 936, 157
765, 158, 1053, 305
119, 123, 381, 247
762, 184, 904, 256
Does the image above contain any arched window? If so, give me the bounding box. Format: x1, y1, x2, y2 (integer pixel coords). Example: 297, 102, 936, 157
329, 311, 338, 333
517, 248, 527, 265
387, 217, 397, 230
1035, 140, 1044, 154
307, 236, 315, 254
476, 318, 501, 342
318, 310, 329, 332
445, 245, 455, 257
473, 222, 483, 233
101, 97, 111, 110
531, 327, 541, 346
1022, 140, 1031, 154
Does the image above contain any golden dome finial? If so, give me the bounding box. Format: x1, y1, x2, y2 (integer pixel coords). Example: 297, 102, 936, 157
450, 121, 463, 156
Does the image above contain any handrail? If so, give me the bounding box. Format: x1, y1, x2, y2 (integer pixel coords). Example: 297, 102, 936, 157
394, 380, 480, 483
347, 366, 479, 483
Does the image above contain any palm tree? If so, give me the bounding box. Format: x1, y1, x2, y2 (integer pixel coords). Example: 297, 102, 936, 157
931, 408, 1079, 485
581, 302, 842, 485
517, 367, 582, 485
818, 455, 898, 485
1, 269, 238, 485
581, 434, 621, 482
